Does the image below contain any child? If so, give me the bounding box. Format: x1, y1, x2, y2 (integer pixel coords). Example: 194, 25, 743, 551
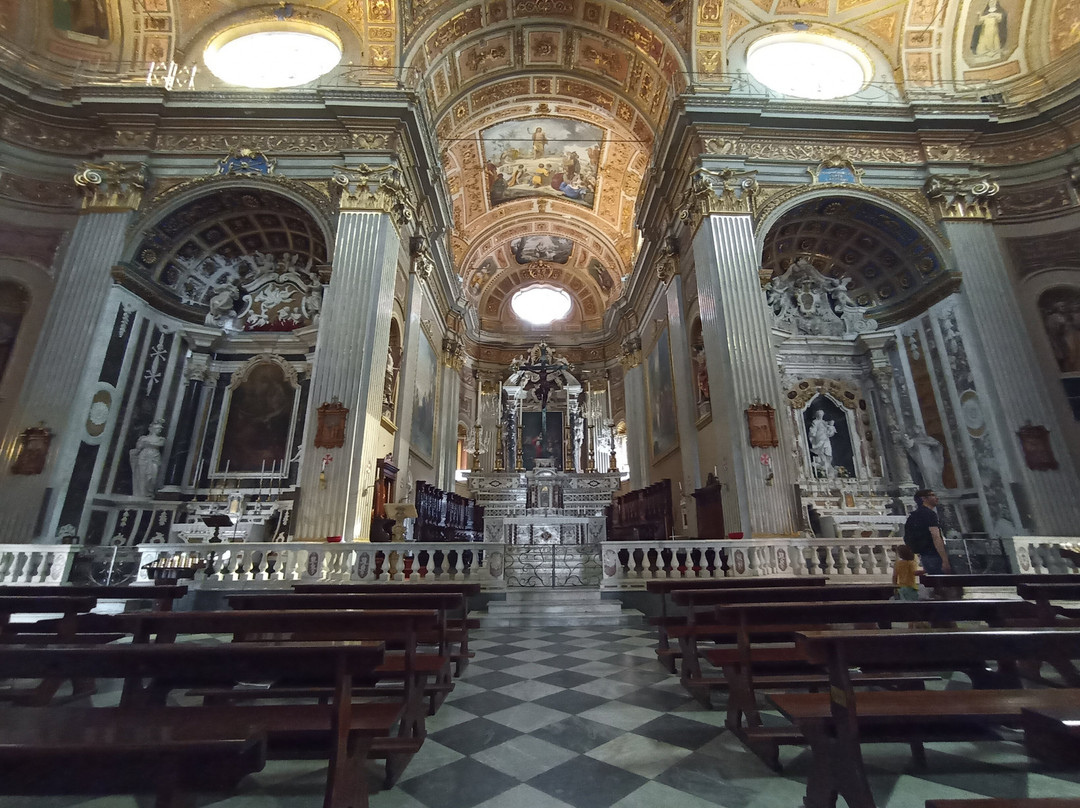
892, 544, 920, 601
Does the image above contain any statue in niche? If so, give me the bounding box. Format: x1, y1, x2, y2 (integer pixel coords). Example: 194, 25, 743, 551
573, 411, 585, 472
692, 344, 710, 403
382, 353, 397, 421
903, 429, 945, 490
129, 419, 166, 498
807, 409, 837, 477
205, 277, 242, 327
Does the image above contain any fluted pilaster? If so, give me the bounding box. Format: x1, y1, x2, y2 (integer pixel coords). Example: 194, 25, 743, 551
0, 209, 135, 541
692, 213, 799, 537
664, 275, 701, 534
294, 211, 401, 540
943, 219, 1080, 533
621, 341, 648, 490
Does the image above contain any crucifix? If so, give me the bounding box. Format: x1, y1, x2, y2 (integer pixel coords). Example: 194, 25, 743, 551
514, 342, 571, 436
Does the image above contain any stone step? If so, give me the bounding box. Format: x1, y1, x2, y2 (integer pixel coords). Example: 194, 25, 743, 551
472, 589, 644, 627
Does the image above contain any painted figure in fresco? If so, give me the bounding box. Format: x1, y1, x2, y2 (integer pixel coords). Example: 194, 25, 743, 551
509, 165, 525, 186
531, 126, 548, 158
531, 164, 550, 188
55, 0, 108, 39
129, 420, 166, 499
808, 409, 837, 477
971, 0, 1008, 57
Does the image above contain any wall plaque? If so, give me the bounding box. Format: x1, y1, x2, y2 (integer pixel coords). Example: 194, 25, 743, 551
1017, 423, 1058, 471
315, 398, 349, 449
746, 403, 779, 448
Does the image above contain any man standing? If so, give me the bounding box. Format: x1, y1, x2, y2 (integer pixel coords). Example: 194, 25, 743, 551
903, 489, 951, 574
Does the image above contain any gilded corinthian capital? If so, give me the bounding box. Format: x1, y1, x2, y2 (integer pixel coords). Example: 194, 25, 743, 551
332, 163, 416, 225
678, 167, 759, 230
924, 173, 999, 221
74, 162, 147, 212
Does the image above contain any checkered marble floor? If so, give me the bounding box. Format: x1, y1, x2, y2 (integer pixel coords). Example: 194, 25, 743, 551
5, 625, 1080, 808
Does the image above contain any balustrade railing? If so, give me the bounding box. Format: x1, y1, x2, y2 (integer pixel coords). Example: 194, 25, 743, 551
600, 537, 898, 588
1008, 536, 1080, 575
135, 542, 506, 589
0, 544, 78, 585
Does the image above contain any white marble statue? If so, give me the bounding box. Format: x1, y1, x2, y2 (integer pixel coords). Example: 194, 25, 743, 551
808, 409, 837, 477
204, 277, 242, 327
765, 258, 877, 337
904, 429, 945, 490
129, 419, 166, 498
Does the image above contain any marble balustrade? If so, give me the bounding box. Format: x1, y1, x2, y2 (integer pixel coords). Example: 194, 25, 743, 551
1008, 535, 1080, 575
134, 541, 506, 589
0, 544, 79, 585
10, 535, 1080, 589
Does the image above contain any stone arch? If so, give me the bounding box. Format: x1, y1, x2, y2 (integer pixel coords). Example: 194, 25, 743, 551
757, 189, 954, 325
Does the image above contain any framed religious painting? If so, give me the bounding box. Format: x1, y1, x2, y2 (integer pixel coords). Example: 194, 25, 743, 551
409, 332, 439, 466
645, 327, 679, 461
1017, 423, 1058, 471
746, 403, 779, 448
219, 357, 299, 474
315, 398, 348, 449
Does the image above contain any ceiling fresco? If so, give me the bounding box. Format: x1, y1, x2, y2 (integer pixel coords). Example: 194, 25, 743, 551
1, 0, 1077, 336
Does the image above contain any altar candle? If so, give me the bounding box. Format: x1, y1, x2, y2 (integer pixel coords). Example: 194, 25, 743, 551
194, 457, 203, 487
258, 460, 265, 501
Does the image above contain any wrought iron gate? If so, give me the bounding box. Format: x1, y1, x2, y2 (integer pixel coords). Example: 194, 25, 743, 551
504, 544, 602, 587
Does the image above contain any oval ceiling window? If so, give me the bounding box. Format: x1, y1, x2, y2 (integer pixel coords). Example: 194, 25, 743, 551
511, 285, 573, 326
746, 33, 871, 100
204, 23, 343, 89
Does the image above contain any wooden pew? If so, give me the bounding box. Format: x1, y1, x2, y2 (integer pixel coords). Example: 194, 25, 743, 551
928, 801, 1080, 808
668, 583, 892, 684
923, 573, 1080, 598
72, 608, 441, 786
1022, 707, 1080, 767
0, 641, 397, 808
646, 577, 828, 673
0, 594, 99, 703
772, 627, 1080, 808
702, 599, 1038, 769
230, 592, 460, 700
0, 584, 187, 611
293, 582, 482, 675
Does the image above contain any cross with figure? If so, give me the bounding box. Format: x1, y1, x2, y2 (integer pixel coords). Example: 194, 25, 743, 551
511, 342, 572, 434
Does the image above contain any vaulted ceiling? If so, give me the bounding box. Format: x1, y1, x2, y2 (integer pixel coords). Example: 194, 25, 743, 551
4, 0, 1078, 335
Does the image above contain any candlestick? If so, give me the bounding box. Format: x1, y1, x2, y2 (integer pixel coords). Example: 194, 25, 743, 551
586, 424, 596, 472
258, 460, 265, 502
608, 422, 619, 473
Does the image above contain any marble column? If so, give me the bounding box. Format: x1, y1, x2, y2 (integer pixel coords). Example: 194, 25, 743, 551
0, 162, 146, 542
862, 335, 915, 492
436, 338, 464, 488
926, 175, 1080, 533
293, 164, 411, 541
620, 337, 648, 490
687, 168, 799, 537
662, 268, 702, 535
392, 238, 433, 487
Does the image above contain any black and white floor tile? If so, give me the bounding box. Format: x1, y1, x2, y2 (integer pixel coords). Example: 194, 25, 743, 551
5, 625, 1080, 808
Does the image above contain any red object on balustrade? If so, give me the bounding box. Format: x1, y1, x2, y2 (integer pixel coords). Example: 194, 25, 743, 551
727, 532, 744, 539
326, 535, 342, 543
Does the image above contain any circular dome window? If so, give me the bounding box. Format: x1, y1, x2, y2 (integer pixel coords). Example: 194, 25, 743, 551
747, 33, 871, 100
511, 285, 573, 326
205, 23, 343, 89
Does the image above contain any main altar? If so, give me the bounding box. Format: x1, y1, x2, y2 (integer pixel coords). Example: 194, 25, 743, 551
467, 343, 621, 586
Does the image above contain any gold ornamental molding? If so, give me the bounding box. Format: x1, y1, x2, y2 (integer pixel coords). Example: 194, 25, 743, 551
654, 235, 678, 285
410, 235, 435, 280
442, 336, 466, 370
754, 184, 947, 248
332, 164, 416, 226
677, 167, 759, 231
618, 335, 642, 370
74, 162, 147, 213
924, 173, 999, 221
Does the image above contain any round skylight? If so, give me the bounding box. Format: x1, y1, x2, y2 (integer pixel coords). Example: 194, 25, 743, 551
511, 285, 573, 326
747, 34, 871, 100
204, 24, 342, 89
